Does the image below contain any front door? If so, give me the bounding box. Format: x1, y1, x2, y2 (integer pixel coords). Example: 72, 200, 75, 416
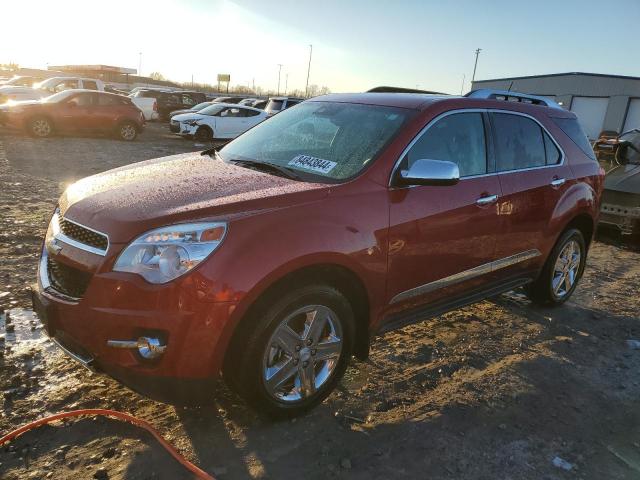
57, 92, 97, 132
386, 111, 502, 318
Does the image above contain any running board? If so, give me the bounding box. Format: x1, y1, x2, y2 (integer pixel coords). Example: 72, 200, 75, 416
379, 277, 532, 334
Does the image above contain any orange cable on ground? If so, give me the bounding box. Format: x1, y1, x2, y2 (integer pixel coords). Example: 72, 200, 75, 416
0, 408, 215, 480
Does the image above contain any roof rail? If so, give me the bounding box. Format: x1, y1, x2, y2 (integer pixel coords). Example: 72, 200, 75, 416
464, 89, 563, 109
367, 86, 446, 95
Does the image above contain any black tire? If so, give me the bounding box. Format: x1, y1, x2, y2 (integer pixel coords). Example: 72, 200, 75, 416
226, 284, 355, 418
526, 228, 586, 306
27, 116, 53, 138
117, 121, 138, 141
194, 125, 213, 142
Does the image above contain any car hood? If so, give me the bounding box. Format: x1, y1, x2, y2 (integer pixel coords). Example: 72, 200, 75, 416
170, 109, 194, 117
171, 112, 205, 122
604, 163, 640, 195
59, 152, 330, 243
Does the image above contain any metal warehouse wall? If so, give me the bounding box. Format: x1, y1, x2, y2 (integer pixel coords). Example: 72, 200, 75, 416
471, 73, 640, 134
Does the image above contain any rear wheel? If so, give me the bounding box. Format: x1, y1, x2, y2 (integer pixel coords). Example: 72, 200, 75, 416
117, 121, 138, 141
227, 284, 354, 417
28, 117, 53, 138
194, 125, 213, 142
526, 228, 586, 306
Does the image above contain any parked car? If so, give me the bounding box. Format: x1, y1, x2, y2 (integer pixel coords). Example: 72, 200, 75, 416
0, 77, 105, 103
0, 90, 144, 140
129, 89, 160, 121
238, 98, 259, 106
211, 96, 243, 104
168, 101, 215, 124
598, 128, 640, 237
264, 96, 304, 116
170, 103, 267, 140
32, 89, 603, 416
251, 99, 268, 110
131, 90, 207, 121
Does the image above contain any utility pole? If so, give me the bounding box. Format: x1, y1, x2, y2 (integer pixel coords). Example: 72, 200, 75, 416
285, 73, 288, 95
191, 74, 194, 88
138, 52, 142, 77
305, 44, 313, 98
277, 64, 283, 96
460, 74, 465, 95
471, 48, 482, 84
252, 78, 255, 92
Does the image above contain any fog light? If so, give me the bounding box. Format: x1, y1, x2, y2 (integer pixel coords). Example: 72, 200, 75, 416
137, 337, 166, 359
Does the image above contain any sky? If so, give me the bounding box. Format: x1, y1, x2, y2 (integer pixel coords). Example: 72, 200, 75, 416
2, 0, 639, 94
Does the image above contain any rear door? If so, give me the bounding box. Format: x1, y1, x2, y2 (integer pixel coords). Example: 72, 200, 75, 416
386, 111, 502, 317
489, 111, 571, 278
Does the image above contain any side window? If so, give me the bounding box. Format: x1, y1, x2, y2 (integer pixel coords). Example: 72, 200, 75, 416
406, 112, 487, 177
544, 132, 561, 165
285, 100, 299, 109
97, 94, 120, 106
67, 93, 93, 106
54, 79, 80, 93
166, 94, 180, 105
182, 94, 196, 106
551, 117, 596, 160
83, 80, 98, 90
492, 113, 546, 171
220, 108, 242, 117
243, 109, 261, 117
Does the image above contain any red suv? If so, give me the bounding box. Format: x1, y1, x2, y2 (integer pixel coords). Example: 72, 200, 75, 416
32, 89, 603, 416
0, 90, 145, 141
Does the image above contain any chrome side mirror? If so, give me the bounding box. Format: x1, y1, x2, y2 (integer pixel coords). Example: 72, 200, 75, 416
396, 159, 460, 186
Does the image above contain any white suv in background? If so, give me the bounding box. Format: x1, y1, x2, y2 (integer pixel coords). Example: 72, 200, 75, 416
265, 96, 304, 116
171, 103, 267, 141
0, 77, 105, 103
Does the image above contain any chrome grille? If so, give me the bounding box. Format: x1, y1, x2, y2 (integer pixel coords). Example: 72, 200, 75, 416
59, 216, 108, 251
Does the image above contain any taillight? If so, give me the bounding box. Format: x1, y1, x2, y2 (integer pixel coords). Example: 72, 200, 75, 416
153, 100, 158, 112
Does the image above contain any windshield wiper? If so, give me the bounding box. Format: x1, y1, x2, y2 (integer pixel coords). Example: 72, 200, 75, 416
229, 158, 301, 180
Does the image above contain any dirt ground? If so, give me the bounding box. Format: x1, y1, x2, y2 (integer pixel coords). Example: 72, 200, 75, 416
1, 124, 639, 480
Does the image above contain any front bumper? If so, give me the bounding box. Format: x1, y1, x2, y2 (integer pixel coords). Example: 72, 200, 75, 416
32, 244, 237, 404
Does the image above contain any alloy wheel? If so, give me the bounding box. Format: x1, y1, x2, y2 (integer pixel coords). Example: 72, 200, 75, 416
32, 119, 51, 137
262, 304, 343, 402
120, 124, 136, 140
552, 239, 581, 298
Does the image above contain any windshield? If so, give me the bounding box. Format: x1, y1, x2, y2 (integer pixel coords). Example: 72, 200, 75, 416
265, 99, 284, 113
192, 102, 212, 111
42, 90, 77, 103
198, 104, 226, 116
5, 76, 34, 86
619, 130, 640, 164
219, 101, 411, 181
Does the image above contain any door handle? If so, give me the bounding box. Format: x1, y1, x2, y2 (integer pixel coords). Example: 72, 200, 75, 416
476, 194, 498, 206
550, 177, 566, 188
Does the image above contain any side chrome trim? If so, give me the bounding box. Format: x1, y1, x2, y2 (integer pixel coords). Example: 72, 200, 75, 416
388, 108, 566, 187
389, 249, 541, 305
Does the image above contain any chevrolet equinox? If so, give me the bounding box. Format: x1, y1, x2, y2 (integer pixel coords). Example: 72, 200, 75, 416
32, 89, 604, 417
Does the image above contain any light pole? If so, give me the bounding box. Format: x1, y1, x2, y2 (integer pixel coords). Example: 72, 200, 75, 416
471, 48, 482, 84
277, 64, 283, 96
305, 44, 313, 98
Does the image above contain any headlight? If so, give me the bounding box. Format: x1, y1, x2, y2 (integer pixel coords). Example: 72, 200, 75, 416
113, 222, 227, 284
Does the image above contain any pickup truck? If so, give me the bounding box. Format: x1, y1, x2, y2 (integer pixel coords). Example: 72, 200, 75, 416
128, 89, 161, 121
0, 77, 105, 103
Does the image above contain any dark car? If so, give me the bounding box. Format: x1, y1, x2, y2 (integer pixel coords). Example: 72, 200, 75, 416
32, 89, 602, 416
157, 91, 207, 120
599, 129, 640, 237
0, 90, 145, 140
211, 96, 243, 104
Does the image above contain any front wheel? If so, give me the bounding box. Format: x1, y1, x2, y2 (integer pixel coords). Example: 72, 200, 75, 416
227, 285, 354, 417
526, 228, 586, 306
194, 125, 213, 142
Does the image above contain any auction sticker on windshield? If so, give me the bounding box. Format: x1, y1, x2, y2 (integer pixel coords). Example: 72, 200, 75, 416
288, 155, 337, 174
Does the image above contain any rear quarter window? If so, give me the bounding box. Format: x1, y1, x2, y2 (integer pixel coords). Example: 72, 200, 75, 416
551, 117, 596, 160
